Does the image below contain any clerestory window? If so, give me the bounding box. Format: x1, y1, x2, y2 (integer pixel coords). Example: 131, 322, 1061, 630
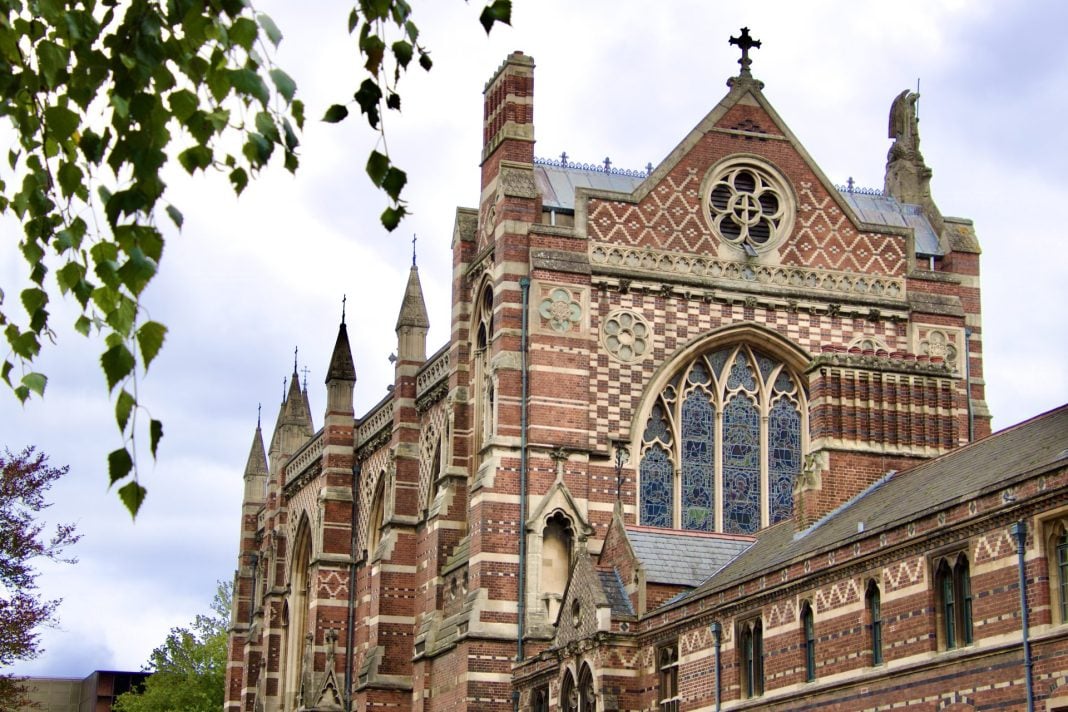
638, 343, 804, 534
935, 553, 973, 649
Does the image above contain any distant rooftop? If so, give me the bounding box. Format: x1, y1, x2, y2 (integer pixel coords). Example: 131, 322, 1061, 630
533, 158, 943, 256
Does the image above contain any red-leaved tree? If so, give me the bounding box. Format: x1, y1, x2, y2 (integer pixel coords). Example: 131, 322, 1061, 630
0, 447, 79, 704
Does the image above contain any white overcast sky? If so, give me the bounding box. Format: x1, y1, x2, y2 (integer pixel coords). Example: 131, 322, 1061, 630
3, 0, 1066, 678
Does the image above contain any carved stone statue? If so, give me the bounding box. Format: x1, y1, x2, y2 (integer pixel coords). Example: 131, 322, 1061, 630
888, 90, 919, 143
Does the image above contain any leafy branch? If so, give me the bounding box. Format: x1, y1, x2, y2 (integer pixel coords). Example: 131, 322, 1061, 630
0, 0, 303, 516
324, 0, 511, 230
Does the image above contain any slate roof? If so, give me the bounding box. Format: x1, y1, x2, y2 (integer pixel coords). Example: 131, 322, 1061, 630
533, 162, 943, 257
626, 527, 755, 587
678, 404, 1068, 604
534, 163, 645, 212
597, 569, 635, 617
839, 191, 943, 256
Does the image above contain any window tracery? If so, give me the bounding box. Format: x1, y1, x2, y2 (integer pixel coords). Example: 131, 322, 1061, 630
705, 159, 794, 253
638, 343, 805, 534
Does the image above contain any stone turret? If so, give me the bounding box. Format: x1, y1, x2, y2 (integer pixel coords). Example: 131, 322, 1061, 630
325, 321, 356, 417
243, 418, 269, 504
396, 264, 429, 364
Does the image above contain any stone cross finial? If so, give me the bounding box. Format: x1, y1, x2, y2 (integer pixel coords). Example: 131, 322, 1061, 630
729, 27, 761, 76
412, 233, 417, 266
301, 365, 310, 390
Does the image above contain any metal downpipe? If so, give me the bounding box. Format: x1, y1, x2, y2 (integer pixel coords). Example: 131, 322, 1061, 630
1011, 520, 1035, 712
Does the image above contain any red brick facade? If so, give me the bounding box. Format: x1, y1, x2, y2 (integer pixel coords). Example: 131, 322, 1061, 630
224, 42, 1066, 712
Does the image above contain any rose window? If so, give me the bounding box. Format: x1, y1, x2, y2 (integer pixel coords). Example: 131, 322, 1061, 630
706, 161, 793, 252
602, 310, 650, 363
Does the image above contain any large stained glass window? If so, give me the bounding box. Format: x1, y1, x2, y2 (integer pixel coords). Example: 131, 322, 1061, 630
637, 344, 805, 533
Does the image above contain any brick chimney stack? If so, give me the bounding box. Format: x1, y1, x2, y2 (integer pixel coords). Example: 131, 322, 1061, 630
481, 51, 535, 187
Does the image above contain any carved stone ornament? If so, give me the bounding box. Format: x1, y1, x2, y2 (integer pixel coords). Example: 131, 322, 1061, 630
601, 309, 650, 363
500, 164, 539, 198
539, 287, 582, 333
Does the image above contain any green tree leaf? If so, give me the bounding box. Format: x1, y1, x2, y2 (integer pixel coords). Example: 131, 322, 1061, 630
136, 321, 167, 371
322, 104, 349, 123
20, 372, 46, 397
165, 204, 183, 230
118, 481, 146, 517
115, 389, 135, 431
150, 419, 163, 460
366, 150, 389, 186
382, 166, 407, 201
269, 68, 296, 104
101, 344, 135, 391
257, 12, 283, 47
108, 447, 133, 485
479, 0, 513, 33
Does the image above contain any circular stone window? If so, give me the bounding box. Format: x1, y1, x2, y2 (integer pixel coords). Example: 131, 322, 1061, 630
704, 158, 794, 253
602, 309, 651, 363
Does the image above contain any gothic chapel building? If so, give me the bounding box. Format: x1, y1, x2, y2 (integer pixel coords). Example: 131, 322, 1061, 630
227, 32, 1068, 712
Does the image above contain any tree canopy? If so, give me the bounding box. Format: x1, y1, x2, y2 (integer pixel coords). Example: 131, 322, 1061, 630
112, 580, 232, 712
0, 447, 78, 707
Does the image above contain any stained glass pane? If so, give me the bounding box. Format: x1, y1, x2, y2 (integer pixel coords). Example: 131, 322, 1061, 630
640, 445, 673, 528
726, 352, 757, 391
723, 396, 760, 534
769, 398, 801, 525
755, 353, 777, 383
773, 371, 794, 393
688, 360, 711, 385
709, 348, 731, 380
643, 403, 671, 444
681, 391, 715, 531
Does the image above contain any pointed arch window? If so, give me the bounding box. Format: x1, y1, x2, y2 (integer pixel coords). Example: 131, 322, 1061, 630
367, 477, 385, 559
866, 580, 883, 665
800, 601, 816, 682
738, 617, 764, 698
1048, 519, 1068, 624
473, 284, 495, 452
578, 664, 596, 712
935, 553, 973, 649
562, 670, 578, 712
639, 344, 805, 533
283, 523, 313, 708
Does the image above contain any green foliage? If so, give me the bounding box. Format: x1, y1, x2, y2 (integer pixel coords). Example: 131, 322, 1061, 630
335, 0, 511, 230
112, 581, 232, 712
0, 1, 511, 517
0, 0, 303, 516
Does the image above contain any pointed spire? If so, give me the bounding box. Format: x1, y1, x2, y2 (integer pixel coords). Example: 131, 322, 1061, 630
281, 347, 314, 436
327, 322, 357, 383
395, 264, 430, 331
243, 412, 269, 503
244, 415, 269, 479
